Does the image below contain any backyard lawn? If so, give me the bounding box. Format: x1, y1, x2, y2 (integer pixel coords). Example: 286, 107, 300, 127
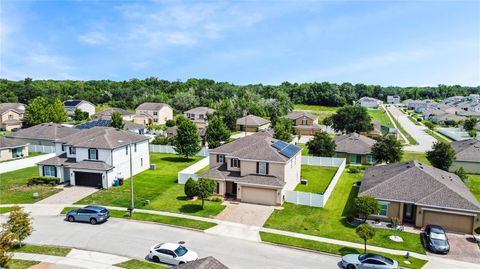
295, 165, 337, 193
401, 151, 430, 165
77, 153, 226, 218
264, 170, 426, 254
293, 104, 339, 122
466, 174, 480, 202
368, 108, 393, 128
0, 166, 61, 204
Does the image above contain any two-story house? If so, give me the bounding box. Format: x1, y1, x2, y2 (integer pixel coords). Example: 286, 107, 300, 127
184, 107, 216, 128
64, 100, 96, 118
201, 131, 302, 206
387, 95, 400, 104
0, 103, 25, 131
37, 127, 150, 189
134, 103, 173, 125
356, 97, 382, 108
284, 111, 322, 136
95, 108, 135, 121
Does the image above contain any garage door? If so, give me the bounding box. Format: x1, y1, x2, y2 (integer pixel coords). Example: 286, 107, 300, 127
423, 211, 474, 234
74, 172, 103, 188
241, 187, 276, 205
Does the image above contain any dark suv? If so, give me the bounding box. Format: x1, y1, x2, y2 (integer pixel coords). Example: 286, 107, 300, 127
66, 206, 110, 225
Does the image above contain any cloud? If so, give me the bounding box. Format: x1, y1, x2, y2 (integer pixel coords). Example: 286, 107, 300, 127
78, 31, 108, 45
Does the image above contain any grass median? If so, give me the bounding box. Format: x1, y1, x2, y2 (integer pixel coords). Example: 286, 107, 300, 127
5, 259, 40, 269
116, 259, 166, 269
61, 207, 217, 230
13, 244, 71, 256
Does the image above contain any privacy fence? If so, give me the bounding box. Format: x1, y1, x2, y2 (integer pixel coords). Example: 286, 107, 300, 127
149, 145, 209, 156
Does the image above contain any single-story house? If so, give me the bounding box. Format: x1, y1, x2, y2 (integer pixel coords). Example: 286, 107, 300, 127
0, 137, 29, 161
135, 103, 173, 125
356, 97, 383, 109
284, 111, 322, 136
6, 123, 82, 146
37, 127, 150, 189
429, 113, 466, 124
64, 100, 96, 118
166, 125, 206, 145
95, 108, 135, 121
236, 115, 270, 132
333, 133, 376, 164
450, 139, 480, 174
359, 161, 480, 234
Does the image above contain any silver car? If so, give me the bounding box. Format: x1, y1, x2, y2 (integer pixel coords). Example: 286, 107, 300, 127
341, 253, 400, 269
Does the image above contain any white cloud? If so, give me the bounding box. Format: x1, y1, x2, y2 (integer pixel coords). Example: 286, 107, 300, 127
78, 31, 108, 45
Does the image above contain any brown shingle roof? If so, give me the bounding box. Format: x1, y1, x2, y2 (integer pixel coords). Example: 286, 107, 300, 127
451, 139, 480, 162
0, 137, 28, 149
185, 107, 216, 115
0, 103, 25, 114
173, 256, 229, 269
333, 133, 376, 155
201, 164, 285, 188
95, 108, 134, 118
236, 115, 270, 126
359, 161, 480, 212
58, 127, 148, 149
285, 111, 318, 121
7, 123, 81, 141
136, 103, 171, 111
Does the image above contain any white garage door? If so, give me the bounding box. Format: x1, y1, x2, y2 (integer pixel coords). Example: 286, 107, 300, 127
423, 211, 474, 234
241, 187, 277, 205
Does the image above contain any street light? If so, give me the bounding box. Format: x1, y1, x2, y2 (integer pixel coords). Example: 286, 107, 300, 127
128, 143, 134, 216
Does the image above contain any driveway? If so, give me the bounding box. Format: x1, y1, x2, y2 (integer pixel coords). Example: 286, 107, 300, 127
36, 186, 98, 205
427, 233, 480, 264
215, 201, 275, 226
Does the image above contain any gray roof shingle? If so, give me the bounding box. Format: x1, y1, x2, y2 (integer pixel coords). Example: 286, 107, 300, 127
333, 133, 376, 155
184, 107, 216, 115
38, 153, 113, 171
236, 115, 270, 126
0, 137, 28, 149
201, 164, 285, 188
95, 108, 134, 118
58, 127, 148, 149
136, 103, 171, 111
451, 139, 480, 162
359, 161, 480, 212
173, 256, 229, 269
0, 103, 25, 114
284, 111, 318, 121
7, 123, 81, 141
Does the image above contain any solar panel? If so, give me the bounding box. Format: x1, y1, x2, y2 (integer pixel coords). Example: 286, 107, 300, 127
76, 119, 112, 129
272, 140, 288, 150
279, 144, 301, 158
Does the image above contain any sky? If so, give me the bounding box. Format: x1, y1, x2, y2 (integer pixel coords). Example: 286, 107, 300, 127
1, 0, 479, 86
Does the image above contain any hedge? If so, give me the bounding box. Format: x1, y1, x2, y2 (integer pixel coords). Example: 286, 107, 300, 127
28, 176, 61, 186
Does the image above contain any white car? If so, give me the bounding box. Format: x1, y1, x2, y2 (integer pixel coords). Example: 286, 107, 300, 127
148, 243, 198, 265
341, 253, 399, 269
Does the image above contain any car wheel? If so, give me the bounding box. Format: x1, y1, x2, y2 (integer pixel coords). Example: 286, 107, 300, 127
179, 262, 185, 265
68, 216, 75, 222
152, 256, 160, 263
90, 218, 97, 225
346, 264, 356, 269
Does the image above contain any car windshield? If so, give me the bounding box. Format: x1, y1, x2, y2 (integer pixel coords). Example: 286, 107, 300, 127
174, 245, 188, 257
431, 232, 447, 240
359, 254, 393, 265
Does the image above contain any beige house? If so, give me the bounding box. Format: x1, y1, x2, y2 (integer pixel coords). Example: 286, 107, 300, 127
64, 100, 96, 118
0, 137, 29, 161
284, 111, 322, 136
450, 139, 480, 174
0, 103, 25, 131
201, 131, 302, 206
333, 133, 376, 164
7, 123, 81, 146
236, 115, 270, 132
359, 161, 480, 234
95, 108, 134, 121
135, 103, 173, 125
184, 107, 216, 128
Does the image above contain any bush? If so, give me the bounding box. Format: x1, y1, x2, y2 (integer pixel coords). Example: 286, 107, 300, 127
348, 167, 360, 174
151, 135, 172, 145
27, 177, 60, 186
468, 130, 477, 138
474, 226, 480, 235
166, 119, 176, 127
184, 178, 198, 199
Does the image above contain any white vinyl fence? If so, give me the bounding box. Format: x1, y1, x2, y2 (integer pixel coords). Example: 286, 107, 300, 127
28, 145, 56, 154
177, 157, 210, 184
284, 156, 346, 208
149, 145, 209, 156
0, 153, 55, 174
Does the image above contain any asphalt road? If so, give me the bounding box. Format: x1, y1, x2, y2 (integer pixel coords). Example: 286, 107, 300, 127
19, 215, 343, 269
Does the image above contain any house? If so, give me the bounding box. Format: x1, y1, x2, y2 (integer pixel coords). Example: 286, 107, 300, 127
64, 100, 96, 118
166, 125, 206, 145
134, 103, 173, 125
387, 95, 400, 104
333, 133, 376, 164
173, 256, 228, 269
361, 120, 382, 138
184, 107, 216, 128
450, 139, 480, 174
0, 137, 29, 162
6, 123, 81, 146
236, 115, 270, 132
75, 119, 146, 135
356, 97, 382, 109
429, 113, 466, 124
359, 161, 480, 234
0, 103, 25, 131
200, 131, 302, 206
404, 99, 435, 112
37, 127, 150, 189
95, 108, 134, 121
284, 111, 322, 136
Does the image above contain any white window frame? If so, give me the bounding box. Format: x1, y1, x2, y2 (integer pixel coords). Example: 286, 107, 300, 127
218, 154, 225, 163
378, 201, 389, 216
44, 166, 56, 177
259, 162, 267, 175
89, 148, 98, 160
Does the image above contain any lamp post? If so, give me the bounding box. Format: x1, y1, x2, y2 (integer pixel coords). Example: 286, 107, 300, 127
129, 143, 134, 216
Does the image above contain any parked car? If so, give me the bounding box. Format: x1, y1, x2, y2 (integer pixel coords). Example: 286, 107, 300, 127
425, 225, 450, 254
341, 253, 399, 269
66, 206, 109, 225
148, 243, 198, 265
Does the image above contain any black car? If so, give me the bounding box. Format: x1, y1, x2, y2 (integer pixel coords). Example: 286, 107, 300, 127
425, 225, 450, 254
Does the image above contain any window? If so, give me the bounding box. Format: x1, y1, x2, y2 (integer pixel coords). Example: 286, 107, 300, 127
62, 144, 66, 151
258, 162, 267, 175
367, 155, 375, 164
153, 118, 158, 123
89, 148, 98, 160
12, 147, 23, 158
190, 114, 195, 119
43, 166, 56, 177
125, 146, 128, 155
141, 158, 143, 167
8, 114, 13, 120
301, 119, 308, 125
379, 202, 389, 216
69, 147, 76, 155
217, 154, 225, 163
350, 154, 357, 164
134, 143, 137, 152
231, 158, 240, 168
153, 111, 158, 116
199, 114, 204, 119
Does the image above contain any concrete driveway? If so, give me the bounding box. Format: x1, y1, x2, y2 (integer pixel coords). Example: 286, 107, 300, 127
36, 186, 99, 205
427, 233, 480, 264
215, 201, 275, 226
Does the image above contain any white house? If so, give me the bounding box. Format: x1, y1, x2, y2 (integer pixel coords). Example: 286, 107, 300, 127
387, 95, 400, 104
37, 127, 150, 189
356, 97, 383, 108
64, 100, 96, 117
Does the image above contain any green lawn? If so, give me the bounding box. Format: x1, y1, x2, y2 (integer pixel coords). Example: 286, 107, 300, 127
0, 166, 62, 204
0, 130, 12, 137
425, 129, 452, 144
116, 259, 166, 269
264, 170, 426, 254
466, 174, 480, 202
368, 109, 393, 128
401, 151, 430, 165
5, 259, 40, 269
295, 165, 337, 193
14, 244, 71, 256
261, 232, 427, 269
295, 143, 311, 156
0, 207, 14, 213
77, 153, 226, 218
293, 104, 339, 122
61, 207, 217, 230
196, 165, 210, 174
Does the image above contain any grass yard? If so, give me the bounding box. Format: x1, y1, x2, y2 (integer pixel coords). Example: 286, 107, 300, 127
0, 166, 62, 204
368, 109, 393, 128
401, 151, 430, 165
13, 244, 71, 256
466, 174, 480, 202
264, 170, 426, 254
5, 259, 40, 269
295, 165, 337, 193
116, 259, 166, 269
261, 232, 427, 269
425, 129, 452, 144
293, 104, 339, 122
76, 153, 226, 218
61, 207, 217, 230
0, 207, 14, 213
296, 143, 312, 156
196, 165, 210, 174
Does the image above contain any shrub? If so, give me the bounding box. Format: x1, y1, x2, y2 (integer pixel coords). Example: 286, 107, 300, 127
348, 167, 360, 174
27, 177, 60, 186
468, 130, 477, 138
474, 226, 480, 235
184, 178, 198, 199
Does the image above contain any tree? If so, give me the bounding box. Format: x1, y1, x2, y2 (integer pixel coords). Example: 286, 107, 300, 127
454, 167, 469, 183
48, 98, 68, 123
196, 178, 216, 209
206, 115, 231, 148
468, 129, 477, 138
322, 116, 333, 126
175, 115, 188, 125
273, 118, 293, 142
151, 135, 172, 145
371, 134, 403, 164
426, 141, 456, 171
171, 91, 199, 112
4, 206, 32, 247
166, 119, 176, 127
464, 118, 478, 131
306, 131, 336, 157
184, 178, 198, 199
354, 195, 381, 223
356, 224, 376, 254
173, 120, 201, 159
73, 108, 89, 121
424, 121, 435, 130
332, 105, 373, 133
24, 96, 49, 126
111, 112, 125, 129
0, 228, 15, 268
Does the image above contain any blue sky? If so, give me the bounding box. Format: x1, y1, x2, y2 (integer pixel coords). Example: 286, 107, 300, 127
1, 0, 479, 86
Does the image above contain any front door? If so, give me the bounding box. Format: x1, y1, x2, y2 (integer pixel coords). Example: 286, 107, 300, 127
350, 154, 358, 164
403, 204, 416, 223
